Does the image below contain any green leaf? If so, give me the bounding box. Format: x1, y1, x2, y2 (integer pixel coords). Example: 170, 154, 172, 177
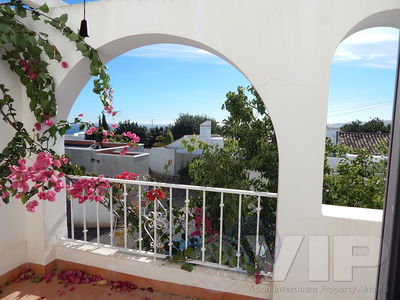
15, 6, 27, 18
58, 14, 68, 24
184, 247, 195, 259
68, 32, 79, 41
20, 193, 28, 204
32, 12, 40, 20
76, 41, 87, 52
29, 101, 37, 111
3, 5, 15, 16
180, 263, 193, 272
49, 126, 58, 137
31, 276, 42, 283
58, 126, 69, 136
38, 4, 49, 13
2, 196, 10, 204
0, 16, 11, 24
0, 23, 10, 33
43, 42, 54, 59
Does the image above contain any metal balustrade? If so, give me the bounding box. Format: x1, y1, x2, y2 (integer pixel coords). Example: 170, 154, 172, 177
67, 175, 278, 273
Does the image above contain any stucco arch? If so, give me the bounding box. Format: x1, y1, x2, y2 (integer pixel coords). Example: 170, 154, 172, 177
323, 9, 400, 73
344, 9, 400, 41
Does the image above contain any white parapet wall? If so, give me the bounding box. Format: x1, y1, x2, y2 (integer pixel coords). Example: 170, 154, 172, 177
65, 147, 149, 178
143, 147, 176, 176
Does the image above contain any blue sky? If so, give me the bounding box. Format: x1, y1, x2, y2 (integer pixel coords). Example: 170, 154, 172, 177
70, 27, 399, 125
328, 27, 399, 124
68, 45, 249, 125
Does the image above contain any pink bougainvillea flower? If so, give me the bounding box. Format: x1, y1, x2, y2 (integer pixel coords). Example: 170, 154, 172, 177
61, 61, 69, 68
112, 124, 117, 129
19, 59, 29, 69
38, 190, 57, 202
102, 139, 109, 143
34, 122, 42, 131
67, 176, 110, 204
189, 206, 218, 238
102, 130, 108, 137
52, 160, 62, 168
120, 147, 129, 156
122, 131, 140, 143
85, 126, 97, 135
33, 152, 53, 170
28, 72, 38, 80
1, 191, 9, 199
7, 153, 67, 209
255, 270, 263, 284
44, 119, 54, 127
26, 200, 39, 212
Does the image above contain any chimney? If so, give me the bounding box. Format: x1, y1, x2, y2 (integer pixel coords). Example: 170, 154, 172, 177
200, 120, 211, 139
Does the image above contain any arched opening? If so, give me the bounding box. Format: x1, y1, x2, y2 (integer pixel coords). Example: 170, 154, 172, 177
323, 26, 399, 209
61, 39, 279, 276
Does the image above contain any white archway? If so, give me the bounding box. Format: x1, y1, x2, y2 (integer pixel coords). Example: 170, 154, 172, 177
17, 1, 400, 299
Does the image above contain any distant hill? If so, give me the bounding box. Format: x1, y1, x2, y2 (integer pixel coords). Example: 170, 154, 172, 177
327, 120, 391, 130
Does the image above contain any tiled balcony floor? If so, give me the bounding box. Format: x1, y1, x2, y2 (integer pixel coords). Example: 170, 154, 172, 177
0, 273, 192, 300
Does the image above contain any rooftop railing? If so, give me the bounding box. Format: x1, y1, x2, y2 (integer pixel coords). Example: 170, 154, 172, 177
67, 175, 278, 275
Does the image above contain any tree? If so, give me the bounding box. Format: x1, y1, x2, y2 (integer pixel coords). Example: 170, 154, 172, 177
340, 118, 390, 133
339, 120, 362, 132
153, 129, 174, 147
100, 112, 109, 130
146, 126, 169, 148
115, 120, 148, 145
222, 86, 278, 192
183, 138, 276, 274
182, 86, 278, 271
183, 85, 388, 213
170, 113, 221, 140
323, 139, 387, 209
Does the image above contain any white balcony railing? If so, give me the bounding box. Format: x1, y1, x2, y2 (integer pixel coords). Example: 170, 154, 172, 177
67, 175, 278, 275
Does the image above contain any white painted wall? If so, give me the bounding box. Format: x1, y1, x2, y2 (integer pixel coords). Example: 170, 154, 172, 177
1, 0, 399, 299
143, 147, 198, 176
0, 57, 28, 274
0, 201, 27, 275
65, 147, 149, 177
326, 127, 338, 144
143, 147, 176, 175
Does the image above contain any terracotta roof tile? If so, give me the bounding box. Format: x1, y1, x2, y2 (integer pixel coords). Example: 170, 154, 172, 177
338, 132, 390, 155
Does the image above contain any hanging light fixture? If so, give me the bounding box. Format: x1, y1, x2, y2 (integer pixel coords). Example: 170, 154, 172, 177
79, 0, 89, 37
